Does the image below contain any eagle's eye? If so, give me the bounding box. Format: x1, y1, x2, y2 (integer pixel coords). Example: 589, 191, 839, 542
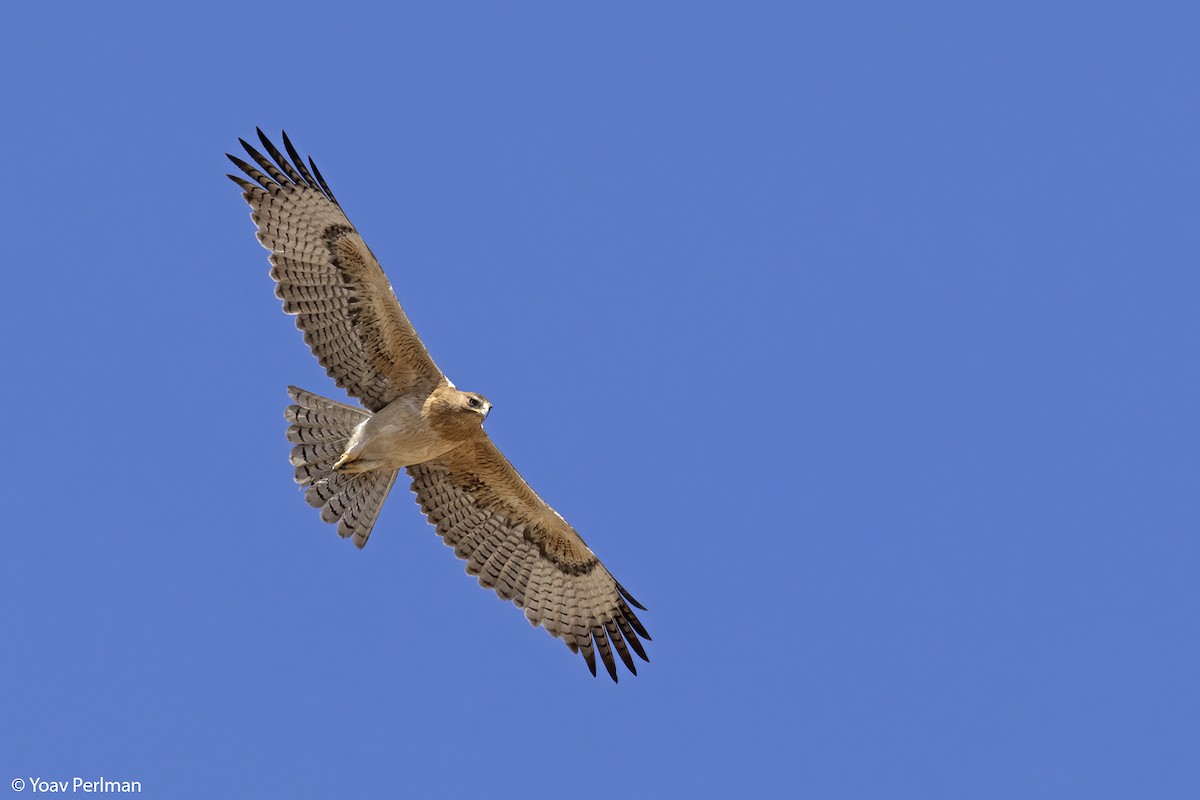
467, 397, 482, 409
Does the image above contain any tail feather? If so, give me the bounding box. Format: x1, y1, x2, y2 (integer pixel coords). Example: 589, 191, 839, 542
289, 439, 346, 468
304, 468, 355, 507
284, 386, 397, 548
328, 470, 398, 548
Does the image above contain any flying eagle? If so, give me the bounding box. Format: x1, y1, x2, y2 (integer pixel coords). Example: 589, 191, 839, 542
227, 130, 649, 681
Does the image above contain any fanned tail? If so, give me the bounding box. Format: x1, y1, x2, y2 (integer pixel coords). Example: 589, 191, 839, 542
284, 386, 397, 548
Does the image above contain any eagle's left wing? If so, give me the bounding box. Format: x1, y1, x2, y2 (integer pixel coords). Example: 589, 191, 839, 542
228, 130, 446, 412
407, 436, 651, 681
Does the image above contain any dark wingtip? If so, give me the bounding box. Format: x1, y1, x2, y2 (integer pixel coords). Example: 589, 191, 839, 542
620, 619, 649, 662
225, 154, 273, 190
625, 637, 649, 662
624, 605, 651, 641
282, 130, 304, 167
309, 156, 337, 202
595, 630, 620, 682
226, 173, 253, 191
281, 130, 320, 190
616, 581, 647, 610
583, 648, 597, 677
256, 127, 273, 153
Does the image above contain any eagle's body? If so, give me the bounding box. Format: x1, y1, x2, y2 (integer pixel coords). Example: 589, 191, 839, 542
228, 130, 649, 681
334, 385, 491, 473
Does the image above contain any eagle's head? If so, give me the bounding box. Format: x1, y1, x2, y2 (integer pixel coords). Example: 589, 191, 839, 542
459, 391, 492, 421
428, 385, 492, 438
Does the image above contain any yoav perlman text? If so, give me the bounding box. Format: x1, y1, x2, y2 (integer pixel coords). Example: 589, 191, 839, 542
14, 777, 141, 794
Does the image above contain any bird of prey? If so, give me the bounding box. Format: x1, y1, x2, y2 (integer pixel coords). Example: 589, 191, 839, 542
227, 130, 649, 681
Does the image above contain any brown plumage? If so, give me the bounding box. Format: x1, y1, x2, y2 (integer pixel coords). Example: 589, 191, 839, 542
228, 129, 649, 681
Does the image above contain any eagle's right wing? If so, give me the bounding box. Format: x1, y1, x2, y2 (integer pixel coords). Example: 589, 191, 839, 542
407, 434, 651, 681
228, 130, 445, 412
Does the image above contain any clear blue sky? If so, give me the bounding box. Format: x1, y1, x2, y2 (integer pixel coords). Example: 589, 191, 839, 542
3, 2, 1197, 798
